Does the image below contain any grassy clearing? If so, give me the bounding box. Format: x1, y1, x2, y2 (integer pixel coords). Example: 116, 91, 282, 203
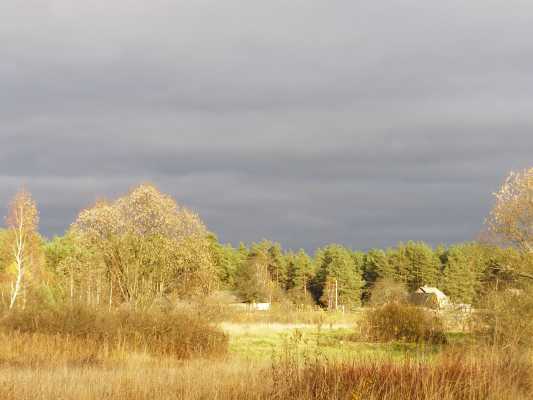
216, 305, 363, 325
226, 323, 439, 361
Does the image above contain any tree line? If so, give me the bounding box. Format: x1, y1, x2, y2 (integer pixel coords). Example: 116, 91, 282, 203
211, 237, 530, 308
0, 167, 531, 311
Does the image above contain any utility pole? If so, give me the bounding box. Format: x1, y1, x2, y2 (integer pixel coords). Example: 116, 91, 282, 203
327, 282, 331, 309
335, 278, 338, 311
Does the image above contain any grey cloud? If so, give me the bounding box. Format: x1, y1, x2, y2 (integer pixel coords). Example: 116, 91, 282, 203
1, 1, 533, 251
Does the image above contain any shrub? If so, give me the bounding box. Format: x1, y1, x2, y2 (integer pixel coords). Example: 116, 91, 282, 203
475, 285, 533, 349
362, 302, 447, 344
0, 305, 228, 360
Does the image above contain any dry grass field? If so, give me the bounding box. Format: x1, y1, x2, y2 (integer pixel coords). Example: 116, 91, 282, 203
0, 306, 531, 400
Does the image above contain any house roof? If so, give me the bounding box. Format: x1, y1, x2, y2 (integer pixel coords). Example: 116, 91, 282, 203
416, 286, 449, 301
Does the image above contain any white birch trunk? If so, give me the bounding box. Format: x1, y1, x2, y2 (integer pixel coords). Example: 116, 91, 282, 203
9, 206, 25, 309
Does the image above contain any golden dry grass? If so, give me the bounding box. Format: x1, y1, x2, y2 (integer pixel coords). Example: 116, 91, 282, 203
0, 306, 228, 360
270, 349, 533, 400
0, 307, 531, 399
0, 346, 530, 400
0, 359, 269, 400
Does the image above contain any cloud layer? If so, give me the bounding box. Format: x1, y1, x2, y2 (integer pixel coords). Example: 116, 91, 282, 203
1, 1, 532, 251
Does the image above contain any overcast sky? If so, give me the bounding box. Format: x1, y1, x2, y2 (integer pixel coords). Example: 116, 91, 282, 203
1, 1, 532, 252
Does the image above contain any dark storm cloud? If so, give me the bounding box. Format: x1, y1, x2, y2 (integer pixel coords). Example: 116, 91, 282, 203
1, 0, 532, 251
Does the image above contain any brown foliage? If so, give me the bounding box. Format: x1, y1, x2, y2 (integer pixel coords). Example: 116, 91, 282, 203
0, 306, 228, 362
68, 184, 217, 308
475, 285, 533, 349
271, 349, 532, 400
361, 302, 447, 344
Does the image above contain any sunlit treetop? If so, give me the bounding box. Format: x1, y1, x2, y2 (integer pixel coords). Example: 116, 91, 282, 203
486, 167, 532, 253
72, 183, 207, 242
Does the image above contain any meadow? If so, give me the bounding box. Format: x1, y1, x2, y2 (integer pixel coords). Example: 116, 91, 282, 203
0, 305, 531, 400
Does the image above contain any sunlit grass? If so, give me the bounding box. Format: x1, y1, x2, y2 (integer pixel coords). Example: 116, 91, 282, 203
227, 324, 443, 361
0, 308, 530, 399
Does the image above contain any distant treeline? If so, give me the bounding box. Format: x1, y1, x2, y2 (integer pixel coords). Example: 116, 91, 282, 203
2, 226, 529, 310
0, 166, 531, 311
209, 238, 530, 308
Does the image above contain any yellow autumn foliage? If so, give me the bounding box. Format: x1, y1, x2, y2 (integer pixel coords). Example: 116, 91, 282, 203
68, 184, 217, 308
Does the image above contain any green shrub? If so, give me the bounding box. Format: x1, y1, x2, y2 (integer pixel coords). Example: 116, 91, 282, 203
362, 302, 447, 344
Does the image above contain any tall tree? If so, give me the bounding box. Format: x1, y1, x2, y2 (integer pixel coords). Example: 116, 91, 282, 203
315, 244, 363, 309
248, 240, 288, 288
71, 184, 216, 308
46, 233, 106, 307
386, 243, 412, 285
441, 244, 478, 304
480, 245, 530, 292
6, 189, 40, 309
351, 251, 366, 276
208, 234, 243, 289
235, 246, 271, 302
485, 167, 532, 253
403, 241, 440, 291
364, 249, 395, 284
286, 249, 315, 304
267, 242, 288, 289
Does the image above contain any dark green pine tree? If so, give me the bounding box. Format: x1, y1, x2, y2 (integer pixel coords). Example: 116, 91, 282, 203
364, 248, 396, 284
441, 244, 476, 304
404, 241, 440, 291
442, 243, 488, 304
207, 234, 244, 289
315, 244, 364, 309
267, 242, 289, 289
351, 251, 366, 277
286, 249, 315, 304
247, 241, 288, 290
387, 243, 411, 285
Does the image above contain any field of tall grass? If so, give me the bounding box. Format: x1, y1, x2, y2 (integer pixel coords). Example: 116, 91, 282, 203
270, 349, 532, 400
0, 306, 228, 364
0, 305, 531, 399
0, 342, 530, 399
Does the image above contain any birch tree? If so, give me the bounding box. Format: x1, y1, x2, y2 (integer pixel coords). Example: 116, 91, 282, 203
486, 167, 532, 253
70, 184, 216, 308
235, 249, 271, 303
6, 189, 39, 309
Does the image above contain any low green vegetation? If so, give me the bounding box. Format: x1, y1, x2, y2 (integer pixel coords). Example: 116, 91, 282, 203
228, 324, 441, 362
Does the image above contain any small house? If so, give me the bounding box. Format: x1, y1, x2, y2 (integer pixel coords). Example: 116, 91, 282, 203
410, 286, 451, 309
